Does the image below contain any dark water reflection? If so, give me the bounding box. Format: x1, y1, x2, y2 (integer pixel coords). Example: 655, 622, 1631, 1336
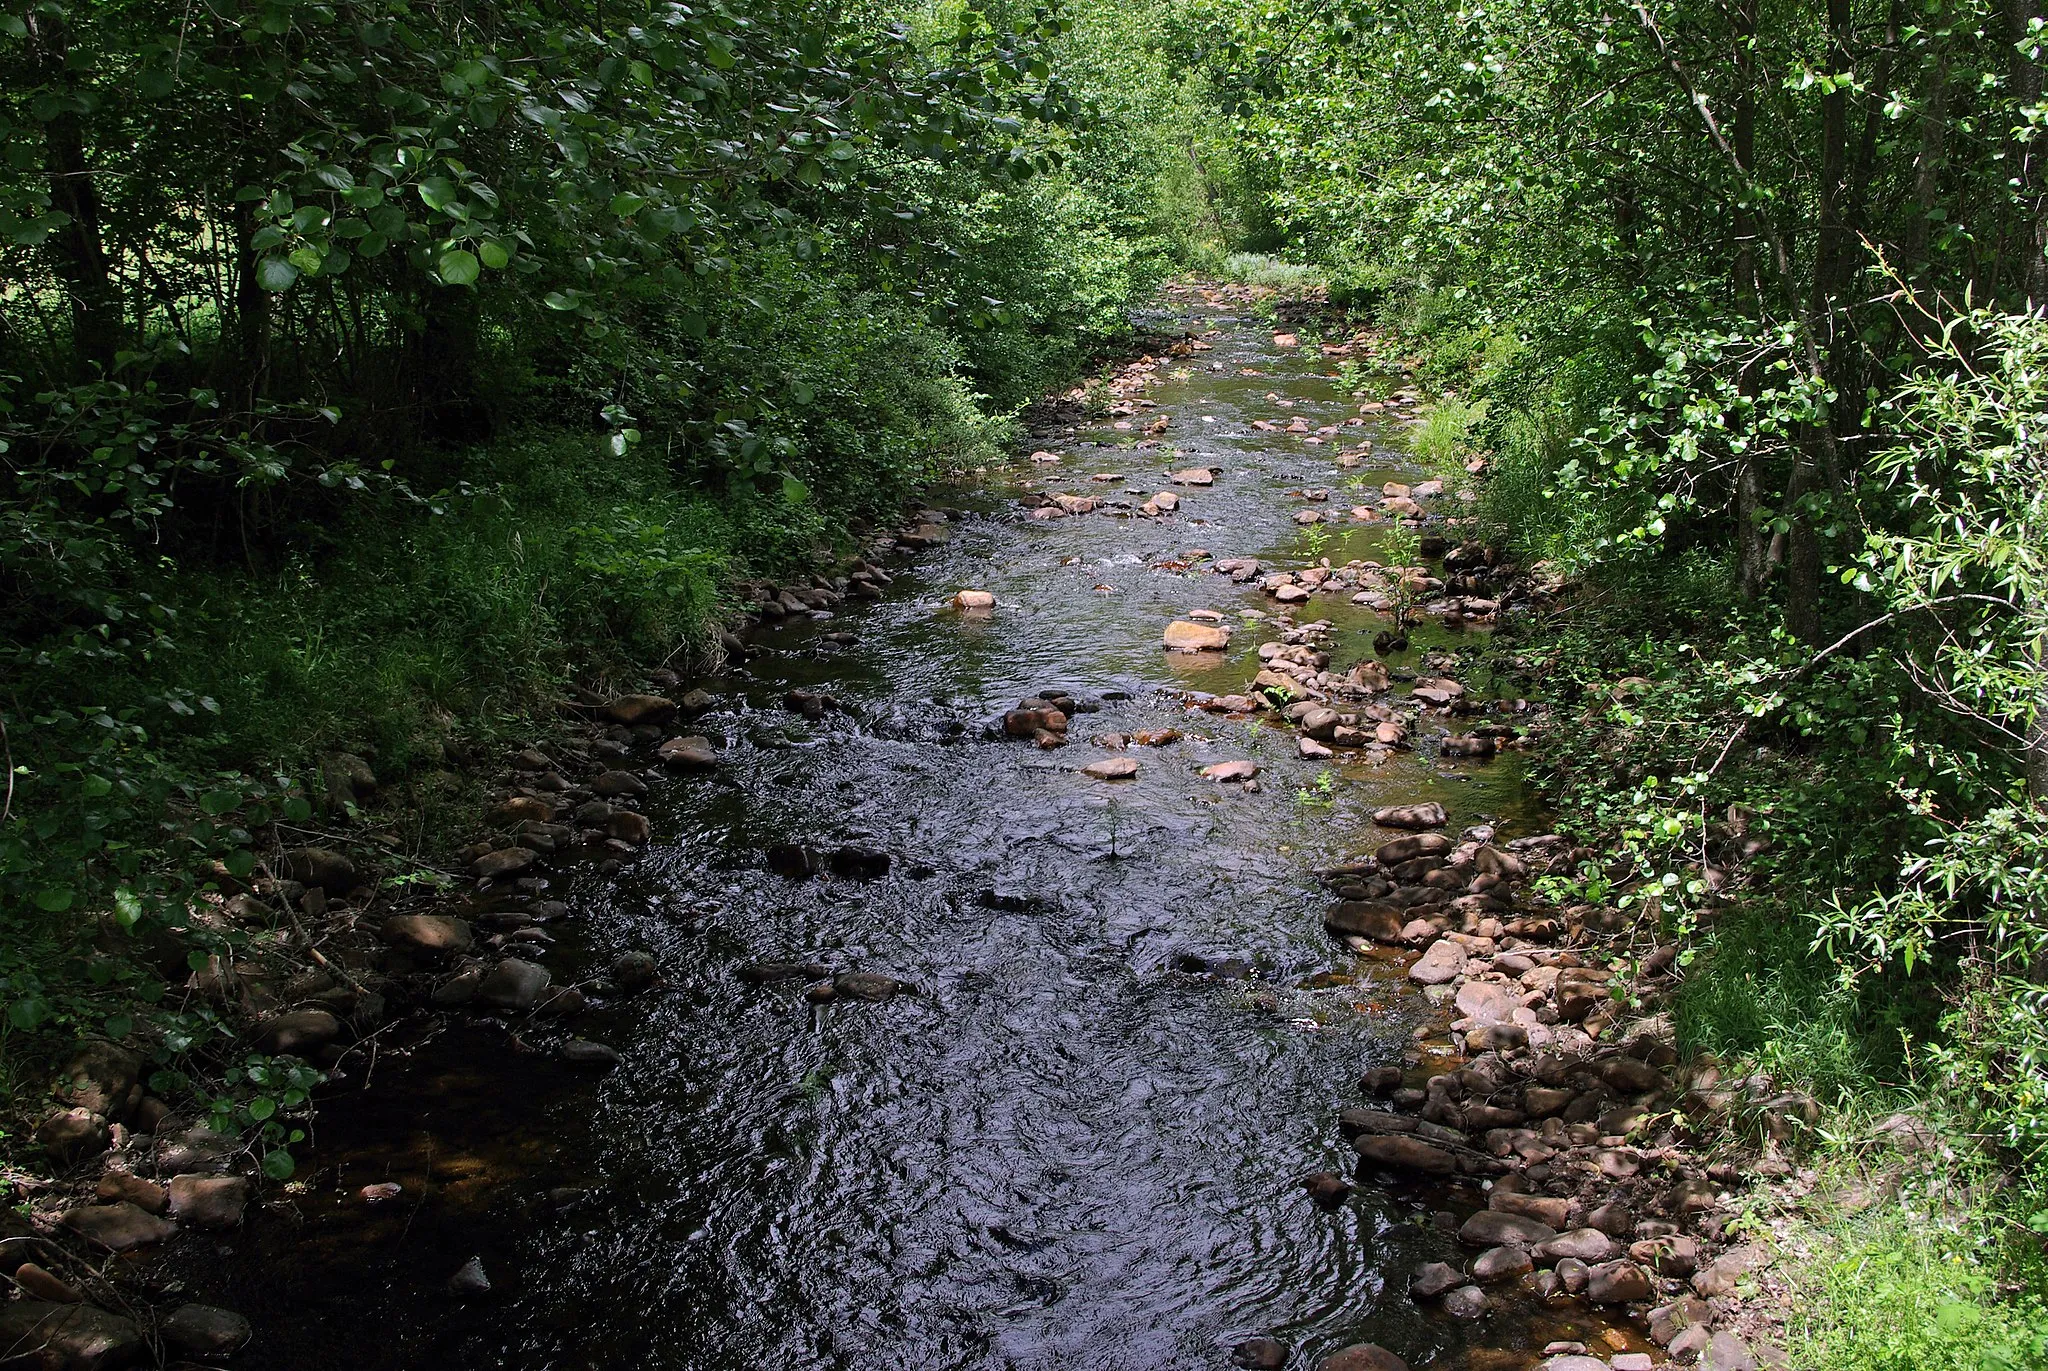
185, 300, 1566, 1370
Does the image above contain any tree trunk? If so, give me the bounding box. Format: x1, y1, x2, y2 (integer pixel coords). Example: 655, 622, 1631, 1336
2010, 0, 2048, 305
28, 14, 118, 373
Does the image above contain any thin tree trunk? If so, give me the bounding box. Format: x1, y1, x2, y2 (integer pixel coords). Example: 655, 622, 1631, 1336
28, 14, 119, 373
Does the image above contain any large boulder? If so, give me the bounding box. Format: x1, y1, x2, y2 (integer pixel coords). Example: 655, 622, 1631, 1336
167, 1174, 249, 1230
1373, 802, 1446, 829
1163, 621, 1231, 652
59, 1203, 177, 1252
253, 1008, 342, 1057
278, 846, 358, 891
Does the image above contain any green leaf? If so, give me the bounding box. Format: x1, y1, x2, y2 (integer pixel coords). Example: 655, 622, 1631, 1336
255, 257, 299, 292
609, 192, 648, 217
782, 474, 810, 504
260, 1149, 296, 1180
417, 176, 459, 213
477, 240, 511, 269
247, 1095, 277, 1122
438, 249, 480, 285
34, 887, 74, 912
282, 796, 313, 822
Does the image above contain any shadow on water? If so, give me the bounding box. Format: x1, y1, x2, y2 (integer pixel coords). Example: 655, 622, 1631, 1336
176, 298, 1580, 1370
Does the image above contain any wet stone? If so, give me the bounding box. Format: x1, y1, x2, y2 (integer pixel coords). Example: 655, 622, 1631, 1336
167, 1174, 248, 1229
1232, 1336, 1289, 1369
60, 1202, 176, 1251
0, 1302, 143, 1371
163, 1303, 253, 1357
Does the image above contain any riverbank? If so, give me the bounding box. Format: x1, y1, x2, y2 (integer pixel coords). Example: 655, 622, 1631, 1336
5, 288, 2033, 1371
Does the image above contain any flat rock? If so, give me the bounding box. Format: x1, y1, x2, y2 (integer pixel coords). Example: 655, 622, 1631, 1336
603, 694, 676, 726
1374, 802, 1447, 829
1459, 1210, 1557, 1247
1082, 758, 1139, 779
1537, 1359, 1612, 1371
1493, 1191, 1571, 1227
0, 1301, 144, 1371
1408, 939, 1467, 985
11, 1264, 82, 1303
1170, 467, 1215, 486
163, 1303, 252, 1357
1202, 760, 1259, 782
167, 1174, 248, 1229
1354, 1134, 1457, 1175
1163, 620, 1230, 651
382, 914, 473, 956
560, 1039, 619, 1067
1317, 1344, 1409, 1371
60, 1202, 176, 1252
1537, 1228, 1620, 1264
658, 735, 721, 769
471, 846, 538, 880
1455, 980, 1519, 1024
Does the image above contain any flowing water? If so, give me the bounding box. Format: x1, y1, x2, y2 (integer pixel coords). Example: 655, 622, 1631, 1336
181, 294, 1579, 1369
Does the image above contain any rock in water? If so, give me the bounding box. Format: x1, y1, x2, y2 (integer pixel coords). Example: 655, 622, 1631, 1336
1162, 620, 1230, 651
1082, 758, 1139, 779
447, 1257, 490, 1298
1373, 802, 1447, 829
952, 589, 996, 610
1317, 1344, 1409, 1371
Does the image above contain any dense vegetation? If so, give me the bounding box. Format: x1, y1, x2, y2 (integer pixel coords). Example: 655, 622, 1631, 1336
1173, 0, 2048, 1358
0, 0, 1194, 1088
10, 0, 2048, 1357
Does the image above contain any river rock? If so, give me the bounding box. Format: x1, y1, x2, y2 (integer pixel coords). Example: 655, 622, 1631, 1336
1083, 758, 1139, 779
1324, 901, 1405, 942
254, 1008, 342, 1056
1699, 1331, 1760, 1371
1374, 802, 1447, 829
382, 914, 473, 956
658, 735, 721, 769
1232, 1336, 1289, 1369
1300, 1171, 1353, 1206
603, 694, 676, 726
1202, 760, 1259, 782
167, 1174, 248, 1229
1317, 1345, 1408, 1371
472, 846, 538, 880
11, 1264, 82, 1303
1692, 1243, 1771, 1296
1537, 1228, 1619, 1264
1354, 1134, 1456, 1174
952, 589, 996, 610
1600, 1055, 1665, 1094
1472, 1245, 1533, 1281
1586, 1258, 1653, 1302
448, 1257, 490, 1298
1493, 1191, 1571, 1227
1170, 467, 1215, 486
1163, 620, 1230, 651
1443, 1283, 1488, 1318
60, 1202, 176, 1251
1537, 1358, 1611, 1371
833, 971, 910, 1001
1408, 939, 1467, 985
1634, 1233, 1700, 1275
473, 958, 551, 1013
561, 1039, 620, 1067
163, 1303, 253, 1357
0, 1301, 143, 1370
1410, 1261, 1466, 1298
1649, 1295, 1712, 1345
1375, 832, 1451, 865
1460, 1210, 1556, 1247
1455, 980, 1519, 1024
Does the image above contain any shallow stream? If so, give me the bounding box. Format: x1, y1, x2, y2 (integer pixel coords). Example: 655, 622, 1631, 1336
184, 293, 1578, 1370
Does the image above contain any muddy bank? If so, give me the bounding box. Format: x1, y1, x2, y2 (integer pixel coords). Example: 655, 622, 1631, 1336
8, 287, 1790, 1371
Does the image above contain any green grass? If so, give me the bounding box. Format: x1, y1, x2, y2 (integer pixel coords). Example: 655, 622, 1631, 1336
1785, 1198, 2048, 1371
